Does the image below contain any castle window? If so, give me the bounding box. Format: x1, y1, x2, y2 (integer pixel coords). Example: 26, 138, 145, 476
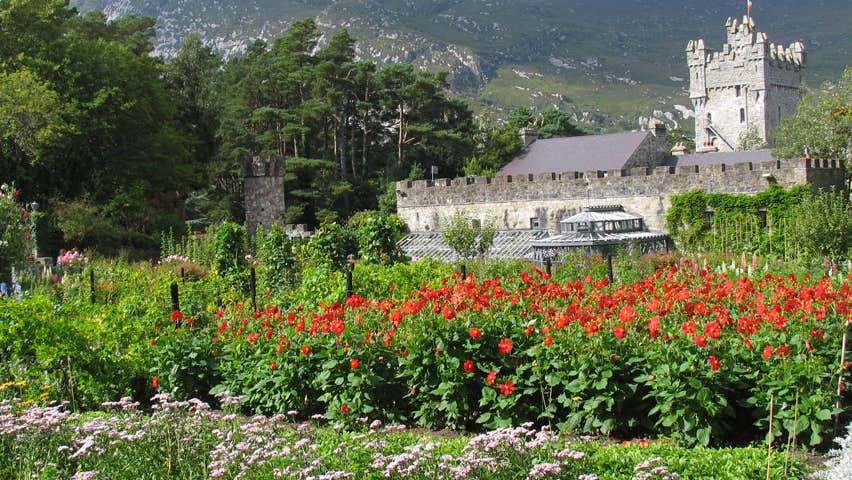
756, 91, 760, 101
739, 108, 746, 123
530, 217, 541, 230
778, 106, 782, 120
736, 85, 742, 97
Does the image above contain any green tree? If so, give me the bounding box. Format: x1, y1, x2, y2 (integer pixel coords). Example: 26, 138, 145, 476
737, 124, 768, 151
442, 213, 496, 261
774, 66, 851, 182
465, 122, 523, 176
0, 68, 69, 161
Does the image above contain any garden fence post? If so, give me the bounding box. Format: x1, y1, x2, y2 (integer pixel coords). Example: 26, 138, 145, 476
606, 254, 614, 283
89, 269, 96, 304
346, 254, 356, 299
460, 263, 466, 280
170, 282, 181, 328
545, 258, 552, 276
180, 267, 185, 283
250, 267, 257, 312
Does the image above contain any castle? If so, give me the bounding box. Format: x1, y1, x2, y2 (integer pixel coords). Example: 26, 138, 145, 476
244, 16, 843, 256
688, 16, 805, 152
391, 16, 842, 260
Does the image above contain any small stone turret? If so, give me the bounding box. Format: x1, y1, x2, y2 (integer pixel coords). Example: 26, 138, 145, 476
243, 156, 286, 235
687, 16, 805, 153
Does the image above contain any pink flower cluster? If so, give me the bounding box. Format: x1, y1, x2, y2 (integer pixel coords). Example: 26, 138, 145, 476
57, 250, 90, 266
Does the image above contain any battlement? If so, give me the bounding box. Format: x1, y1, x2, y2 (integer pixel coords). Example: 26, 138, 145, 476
397, 158, 843, 207
242, 156, 286, 178
396, 157, 844, 234
686, 16, 805, 70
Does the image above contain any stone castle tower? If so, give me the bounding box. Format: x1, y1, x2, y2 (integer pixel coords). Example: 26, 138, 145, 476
243, 156, 286, 235
687, 16, 805, 152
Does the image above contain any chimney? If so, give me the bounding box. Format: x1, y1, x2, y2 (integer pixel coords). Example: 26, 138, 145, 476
651, 120, 668, 156
519, 128, 538, 147
671, 142, 688, 156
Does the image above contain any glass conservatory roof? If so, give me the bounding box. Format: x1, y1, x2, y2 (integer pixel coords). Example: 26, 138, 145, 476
398, 230, 548, 262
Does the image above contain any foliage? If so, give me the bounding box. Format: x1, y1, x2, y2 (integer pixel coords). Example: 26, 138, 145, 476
738, 124, 769, 151
0, 183, 34, 279
789, 188, 852, 261
349, 211, 408, 265
254, 224, 300, 295
442, 212, 497, 261
211, 265, 851, 447
212, 221, 248, 279
215, 20, 475, 226
149, 313, 218, 401
0, 296, 148, 410
507, 106, 584, 139
465, 121, 523, 176
300, 222, 357, 271
774, 66, 851, 182
665, 186, 810, 256
0, 396, 808, 480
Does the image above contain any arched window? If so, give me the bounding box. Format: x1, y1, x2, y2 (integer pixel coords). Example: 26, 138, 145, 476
735, 85, 742, 97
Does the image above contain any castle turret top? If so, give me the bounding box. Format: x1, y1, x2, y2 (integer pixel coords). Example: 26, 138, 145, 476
686, 16, 805, 67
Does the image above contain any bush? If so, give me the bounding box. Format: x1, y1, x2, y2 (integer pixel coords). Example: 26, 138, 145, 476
301, 222, 357, 271
0, 183, 34, 281
213, 221, 248, 281
790, 189, 852, 261
255, 224, 300, 295
349, 211, 408, 266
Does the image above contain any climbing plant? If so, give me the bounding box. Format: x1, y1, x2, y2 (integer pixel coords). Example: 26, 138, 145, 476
665, 185, 810, 257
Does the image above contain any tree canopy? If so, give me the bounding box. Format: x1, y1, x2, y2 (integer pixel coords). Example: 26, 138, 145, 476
774, 66, 851, 184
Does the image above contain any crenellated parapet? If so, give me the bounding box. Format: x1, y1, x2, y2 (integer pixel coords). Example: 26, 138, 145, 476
395, 158, 844, 233
242, 156, 287, 178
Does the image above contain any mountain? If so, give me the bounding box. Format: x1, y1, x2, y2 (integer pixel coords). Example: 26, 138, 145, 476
71, 0, 852, 132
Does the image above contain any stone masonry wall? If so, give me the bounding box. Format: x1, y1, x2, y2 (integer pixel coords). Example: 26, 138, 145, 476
688, 16, 804, 151
396, 159, 844, 235
244, 157, 286, 236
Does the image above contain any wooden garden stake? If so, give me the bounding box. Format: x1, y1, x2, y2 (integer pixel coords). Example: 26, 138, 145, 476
766, 393, 774, 480
836, 326, 849, 435
784, 391, 800, 476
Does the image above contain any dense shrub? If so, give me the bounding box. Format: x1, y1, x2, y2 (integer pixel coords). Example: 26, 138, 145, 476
349, 211, 408, 265
213, 221, 248, 280
255, 224, 300, 295
0, 182, 34, 281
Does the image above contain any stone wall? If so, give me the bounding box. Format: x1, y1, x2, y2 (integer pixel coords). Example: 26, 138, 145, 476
396, 158, 844, 234
243, 156, 286, 235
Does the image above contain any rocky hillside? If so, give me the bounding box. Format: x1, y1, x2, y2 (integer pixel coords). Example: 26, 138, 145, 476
71, 0, 851, 132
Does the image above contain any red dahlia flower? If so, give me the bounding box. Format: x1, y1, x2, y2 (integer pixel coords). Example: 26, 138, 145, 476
498, 338, 513, 355
613, 325, 627, 339
486, 370, 497, 385
499, 380, 516, 396
350, 358, 360, 369
469, 327, 481, 339
707, 355, 721, 371
463, 360, 476, 373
